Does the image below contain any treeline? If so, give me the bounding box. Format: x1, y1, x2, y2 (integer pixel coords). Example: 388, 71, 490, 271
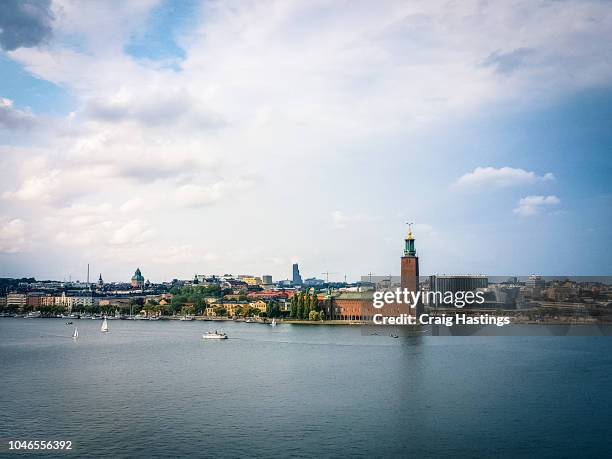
170, 284, 228, 315
289, 291, 323, 320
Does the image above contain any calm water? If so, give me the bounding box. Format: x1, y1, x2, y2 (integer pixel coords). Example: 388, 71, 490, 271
1, 318, 612, 458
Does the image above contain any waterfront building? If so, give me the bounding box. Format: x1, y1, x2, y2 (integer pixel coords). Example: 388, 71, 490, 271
131, 268, 145, 289
292, 263, 303, 286
7, 293, 27, 310
429, 275, 488, 308
330, 229, 422, 320
525, 275, 546, 298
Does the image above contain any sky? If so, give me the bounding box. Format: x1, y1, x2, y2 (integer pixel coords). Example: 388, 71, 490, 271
0, 0, 611, 282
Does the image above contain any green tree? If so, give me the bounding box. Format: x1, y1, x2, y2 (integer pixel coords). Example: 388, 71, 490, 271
310, 292, 319, 312
290, 293, 298, 318
303, 292, 311, 319
309, 310, 320, 321
297, 292, 305, 319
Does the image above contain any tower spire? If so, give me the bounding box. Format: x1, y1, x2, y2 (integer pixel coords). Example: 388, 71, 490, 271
404, 222, 416, 256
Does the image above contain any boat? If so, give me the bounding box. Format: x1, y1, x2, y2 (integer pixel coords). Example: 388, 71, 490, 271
72, 328, 79, 339
148, 316, 161, 321
202, 331, 228, 340
245, 318, 253, 323
101, 317, 109, 332
25, 311, 41, 318
179, 315, 194, 321
270, 318, 277, 327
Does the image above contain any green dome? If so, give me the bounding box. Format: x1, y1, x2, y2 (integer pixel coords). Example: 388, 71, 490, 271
132, 268, 144, 282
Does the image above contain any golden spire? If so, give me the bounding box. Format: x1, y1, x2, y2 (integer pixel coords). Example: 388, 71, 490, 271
406, 222, 414, 240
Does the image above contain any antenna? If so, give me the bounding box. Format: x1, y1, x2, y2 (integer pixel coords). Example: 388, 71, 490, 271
406, 222, 414, 232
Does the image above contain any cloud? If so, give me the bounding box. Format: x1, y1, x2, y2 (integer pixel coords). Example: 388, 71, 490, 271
83, 88, 225, 129
0, 218, 27, 253
331, 210, 382, 230
454, 167, 555, 190
0, 0, 53, 51
481, 48, 535, 75
119, 198, 145, 213
2, 0, 612, 279
513, 195, 560, 217
175, 183, 226, 207
0, 98, 36, 129
109, 219, 155, 246
331, 210, 349, 229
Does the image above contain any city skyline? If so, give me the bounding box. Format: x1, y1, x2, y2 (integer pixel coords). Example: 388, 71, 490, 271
1, 0, 612, 282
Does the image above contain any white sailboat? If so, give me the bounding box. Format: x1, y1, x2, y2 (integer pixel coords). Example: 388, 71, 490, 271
271, 318, 277, 327
101, 317, 109, 333
73, 328, 79, 339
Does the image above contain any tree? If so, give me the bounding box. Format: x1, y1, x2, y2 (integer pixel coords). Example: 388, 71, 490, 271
303, 292, 311, 319
297, 292, 305, 319
213, 306, 227, 317
310, 292, 319, 312
309, 310, 320, 321
290, 293, 298, 318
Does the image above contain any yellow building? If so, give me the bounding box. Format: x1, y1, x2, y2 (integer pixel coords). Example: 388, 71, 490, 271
249, 300, 267, 313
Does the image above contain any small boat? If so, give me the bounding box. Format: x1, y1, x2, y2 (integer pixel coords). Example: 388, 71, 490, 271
148, 316, 161, 321
245, 318, 253, 323
270, 318, 277, 327
73, 328, 79, 339
25, 311, 42, 318
101, 317, 109, 332
179, 315, 194, 321
202, 331, 228, 340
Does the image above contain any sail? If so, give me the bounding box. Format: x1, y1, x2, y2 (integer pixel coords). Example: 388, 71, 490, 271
73, 328, 78, 339
101, 318, 109, 332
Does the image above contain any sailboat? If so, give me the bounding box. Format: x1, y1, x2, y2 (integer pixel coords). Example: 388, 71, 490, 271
270, 318, 277, 327
101, 317, 109, 333
73, 328, 79, 339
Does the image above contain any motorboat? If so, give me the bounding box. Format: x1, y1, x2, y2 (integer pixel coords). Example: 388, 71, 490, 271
25, 311, 42, 318
202, 331, 228, 340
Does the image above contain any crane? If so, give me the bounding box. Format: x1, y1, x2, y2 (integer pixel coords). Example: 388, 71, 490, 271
321, 271, 338, 283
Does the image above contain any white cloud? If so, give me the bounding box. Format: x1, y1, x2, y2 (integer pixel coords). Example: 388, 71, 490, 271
513, 195, 560, 217
0, 218, 27, 253
454, 167, 555, 189
119, 198, 145, 213
331, 210, 349, 229
1, 0, 611, 278
175, 183, 225, 207
109, 219, 155, 246
331, 210, 382, 230
0, 98, 35, 129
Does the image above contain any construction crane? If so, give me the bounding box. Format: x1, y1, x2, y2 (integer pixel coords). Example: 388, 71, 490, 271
321, 271, 338, 283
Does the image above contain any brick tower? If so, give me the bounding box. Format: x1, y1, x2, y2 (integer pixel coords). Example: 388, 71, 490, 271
400, 226, 422, 316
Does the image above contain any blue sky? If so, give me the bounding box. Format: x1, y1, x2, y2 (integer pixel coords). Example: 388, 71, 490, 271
0, 0, 611, 282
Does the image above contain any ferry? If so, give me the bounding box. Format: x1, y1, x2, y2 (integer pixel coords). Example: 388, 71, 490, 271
202, 331, 228, 340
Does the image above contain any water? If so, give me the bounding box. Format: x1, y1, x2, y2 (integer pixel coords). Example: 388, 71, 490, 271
1, 318, 612, 458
